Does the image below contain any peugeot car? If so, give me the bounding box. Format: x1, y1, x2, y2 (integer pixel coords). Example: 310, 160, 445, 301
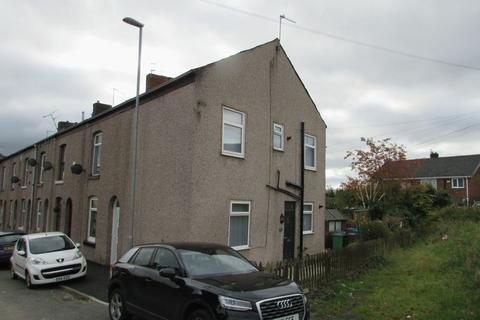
108, 242, 308, 320
10, 232, 87, 288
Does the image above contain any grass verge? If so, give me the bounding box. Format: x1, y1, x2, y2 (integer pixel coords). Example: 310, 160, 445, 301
310, 218, 480, 320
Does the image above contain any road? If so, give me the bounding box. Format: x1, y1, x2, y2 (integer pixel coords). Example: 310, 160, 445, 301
0, 266, 108, 320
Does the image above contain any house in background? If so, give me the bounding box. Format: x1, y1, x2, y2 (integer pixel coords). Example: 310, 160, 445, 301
0, 39, 326, 265
378, 152, 480, 205
324, 208, 347, 249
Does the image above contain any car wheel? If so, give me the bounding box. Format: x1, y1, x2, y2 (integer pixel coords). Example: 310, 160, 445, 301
25, 271, 34, 289
10, 264, 17, 279
187, 309, 213, 320
109, 289, 131, 320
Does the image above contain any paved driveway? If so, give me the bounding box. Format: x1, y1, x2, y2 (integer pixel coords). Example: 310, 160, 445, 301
0, 266, 108, 320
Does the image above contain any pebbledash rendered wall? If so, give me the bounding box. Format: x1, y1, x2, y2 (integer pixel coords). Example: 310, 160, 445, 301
0, 39, 326, 265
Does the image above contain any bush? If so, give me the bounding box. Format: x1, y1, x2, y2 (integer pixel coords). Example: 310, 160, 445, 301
360, 220, 392, 241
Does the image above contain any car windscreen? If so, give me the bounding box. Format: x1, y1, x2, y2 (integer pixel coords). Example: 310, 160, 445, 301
178, 247, 257, 277
29, 236, 75, 254
0, 234, 22, 245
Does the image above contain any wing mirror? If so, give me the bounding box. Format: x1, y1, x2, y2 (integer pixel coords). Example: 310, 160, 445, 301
75, 243, 81, 248
17, 250, 26, 257
159, 267, 176, 279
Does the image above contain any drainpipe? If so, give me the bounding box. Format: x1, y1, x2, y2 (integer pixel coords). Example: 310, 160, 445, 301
466, 177, 470, 207
299, 122, 305, 259
27, 144, 38, 233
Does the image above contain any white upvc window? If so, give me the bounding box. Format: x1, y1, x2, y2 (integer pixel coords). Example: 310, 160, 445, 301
11, 162, 17, 190
39, 153, 46, 184
57, 144, 66, 182
228, 201, 250, 250
87, 197, 98, 243
222, 107, 245, 158
0, 166, 5, 191
452, 177, 465, 189
92, 132, 103, 176
303, 202, 314, 234
304, 134, 316, 171
22, 158, 29, 187
19, 199, 26, 229
36, 199, 42, 231
273, 123, 284, 151
328, 221, 342, 232
9, 201, 15, 228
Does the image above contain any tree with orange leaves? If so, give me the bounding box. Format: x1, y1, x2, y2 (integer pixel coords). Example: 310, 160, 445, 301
343, 137, 406, 209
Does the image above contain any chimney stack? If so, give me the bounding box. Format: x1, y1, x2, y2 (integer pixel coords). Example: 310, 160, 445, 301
57, 121, 77, 132
92, 101, 112, 117
430, 151, 439, 159
146, 73, 172, 91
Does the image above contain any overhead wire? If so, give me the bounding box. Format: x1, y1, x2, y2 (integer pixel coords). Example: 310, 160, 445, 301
199, 0, 480, 71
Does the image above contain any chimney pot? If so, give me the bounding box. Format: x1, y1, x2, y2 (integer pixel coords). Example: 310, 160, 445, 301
430, 151, 439, 159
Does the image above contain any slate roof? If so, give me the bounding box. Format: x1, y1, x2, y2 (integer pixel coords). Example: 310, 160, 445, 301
379, 154, 480, 179
326, 209, 347, 221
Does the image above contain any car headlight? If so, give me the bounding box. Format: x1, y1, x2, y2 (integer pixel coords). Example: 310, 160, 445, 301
29, 257, 47, 265
303, 294, 308, 304
219, 296, 252, 311
74, 250, 83, 259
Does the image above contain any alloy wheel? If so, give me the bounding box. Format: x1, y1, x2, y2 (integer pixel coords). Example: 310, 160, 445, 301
10, 264, 17, 279
109, 292, 123, 320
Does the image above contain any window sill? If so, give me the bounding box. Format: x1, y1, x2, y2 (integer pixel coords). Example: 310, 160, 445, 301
83, 241, 96, 248
88, 175, 100, 180
55, 180, 64, 185
304, 167, 317, 172
221, 151, 245, 159
21, 186, 27, 190
452, 187, 465, 189
37, 183, 43, 187
273, 148, 284, 152
303, 231, 314, 235
231, 245, 250, 251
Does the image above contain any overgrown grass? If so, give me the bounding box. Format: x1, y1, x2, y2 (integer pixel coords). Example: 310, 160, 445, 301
310, 208, 480, 320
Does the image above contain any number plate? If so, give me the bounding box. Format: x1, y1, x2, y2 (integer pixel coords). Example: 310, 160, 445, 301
274, 314, 299, 320
3, 245, 13, 252
55, 275, 71, 282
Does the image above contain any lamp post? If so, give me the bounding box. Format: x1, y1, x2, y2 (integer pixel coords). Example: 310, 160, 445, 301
123, 17, 144, 249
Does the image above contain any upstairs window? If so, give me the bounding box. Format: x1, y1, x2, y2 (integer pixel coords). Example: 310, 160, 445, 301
452, 178, 465, 189
228, 201, 250, 250
22, 158, 29, 187
39, 153, 46, 184
304, 134, 316, 171
303, 203, 314, 234
222, 107, 245, 158
11, 162, 17, 190
92, 132, 103, 176
273, 123, 284, 151
57, 144, 66, 181
0, 166, 5, 191
87, 197, 98, 244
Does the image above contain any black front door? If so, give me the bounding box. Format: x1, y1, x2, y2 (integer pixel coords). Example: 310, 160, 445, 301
283, 201, 296, 261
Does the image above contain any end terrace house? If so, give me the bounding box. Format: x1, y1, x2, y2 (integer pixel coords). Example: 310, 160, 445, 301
0, 39, 326, 266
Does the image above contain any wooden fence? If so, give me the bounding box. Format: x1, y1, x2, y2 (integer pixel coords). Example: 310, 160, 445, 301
261, 231, 413, 289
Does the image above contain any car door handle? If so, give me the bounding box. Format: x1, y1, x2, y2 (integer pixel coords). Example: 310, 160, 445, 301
144, 277, 152, 283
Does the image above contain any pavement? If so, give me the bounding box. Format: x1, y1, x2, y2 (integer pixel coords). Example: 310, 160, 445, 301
0, 265, 108, 320
64, 260, 110, 303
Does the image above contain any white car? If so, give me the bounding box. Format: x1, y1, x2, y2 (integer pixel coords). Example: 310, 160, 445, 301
10, 232, 87, 288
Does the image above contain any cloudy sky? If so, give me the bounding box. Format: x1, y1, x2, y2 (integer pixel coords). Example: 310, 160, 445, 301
1, 0, 480, 187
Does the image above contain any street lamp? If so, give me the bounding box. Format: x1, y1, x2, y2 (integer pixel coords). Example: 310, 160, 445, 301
123, 17, 144, 249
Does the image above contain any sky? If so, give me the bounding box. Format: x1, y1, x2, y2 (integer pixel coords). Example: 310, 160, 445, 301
1, 0, 480, 187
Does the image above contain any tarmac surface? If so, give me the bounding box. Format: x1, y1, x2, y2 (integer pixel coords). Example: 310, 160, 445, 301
0, 265, 108, 320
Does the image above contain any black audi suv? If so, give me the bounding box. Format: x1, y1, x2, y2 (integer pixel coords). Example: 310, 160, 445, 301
108, 243, 308, 320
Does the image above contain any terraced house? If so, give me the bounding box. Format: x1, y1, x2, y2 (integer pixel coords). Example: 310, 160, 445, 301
0, 39, 326, 266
